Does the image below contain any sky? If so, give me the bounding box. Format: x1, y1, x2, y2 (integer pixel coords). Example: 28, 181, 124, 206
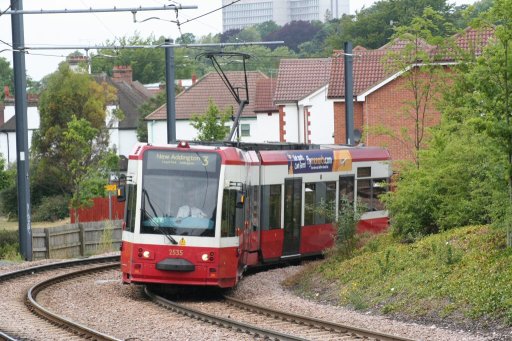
0, 0, 477, 81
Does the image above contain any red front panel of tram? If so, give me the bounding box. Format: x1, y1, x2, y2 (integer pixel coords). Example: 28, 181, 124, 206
121, 242, 239, 288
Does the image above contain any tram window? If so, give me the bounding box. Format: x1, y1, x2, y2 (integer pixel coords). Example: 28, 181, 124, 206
325, 182, 336, 223
304, 183, 316, 226
261, 185, 281, 230
221, 189, 237, 237
357, 167, 371, 178
305, 181, 336, 225
339, 176, 355, 207
357, 179, 372, 211
356, 178, 388, 211
125, 184, 137, 233
372, 178, 388, 211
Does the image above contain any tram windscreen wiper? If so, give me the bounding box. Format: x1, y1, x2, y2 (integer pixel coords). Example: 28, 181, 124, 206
141, 190, 178, 245
141, 207, 178, 245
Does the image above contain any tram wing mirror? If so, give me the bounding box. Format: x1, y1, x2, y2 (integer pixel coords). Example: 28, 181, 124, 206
116, 175, 126, 202
236, 193, 245, 209
117, 185, 126, 202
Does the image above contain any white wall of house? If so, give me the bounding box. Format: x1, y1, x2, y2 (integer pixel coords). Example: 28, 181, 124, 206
299, 85, 335, 144
279, 104, 300, 143
118, 130, 139, 157
0, 105, 39, 165
146, 117, 273, 144
252, 113, 280, 142
146, 120, 195, 145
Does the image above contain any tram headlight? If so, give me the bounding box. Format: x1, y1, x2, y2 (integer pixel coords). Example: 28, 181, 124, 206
143, 250, 151, 258
201, 253, 209, 261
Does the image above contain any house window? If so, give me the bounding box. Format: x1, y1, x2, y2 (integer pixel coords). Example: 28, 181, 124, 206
241, 124, 250, 137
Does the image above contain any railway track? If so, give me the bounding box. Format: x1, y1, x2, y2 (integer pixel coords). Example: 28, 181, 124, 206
0, 256, 120, 341
145, 287, 417, 341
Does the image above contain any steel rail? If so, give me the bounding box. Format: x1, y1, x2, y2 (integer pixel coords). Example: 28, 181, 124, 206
224, 296, 419, 341
0, 255, 120, 282
26, 263, 121, 341
144, 286, 309, 341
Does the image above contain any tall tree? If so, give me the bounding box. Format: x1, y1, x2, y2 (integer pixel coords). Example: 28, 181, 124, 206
32, 62, 118, 195
373, 7, 451, 167
325, 0, 456, 51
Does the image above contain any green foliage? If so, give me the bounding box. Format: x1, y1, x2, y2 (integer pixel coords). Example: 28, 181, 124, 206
0, 57, 13, 101
137, 91, 167, 142
376, 7, 451, 166
91, 34, 197, 81
190, 99, 231, 141
32, 63, 117, 200
0, 183, 18, 218
0, 230, 21, 260
308, 196, 365, 257
32, 195, 70, 222
382, 123, 504, 238
303, 226, 512, 325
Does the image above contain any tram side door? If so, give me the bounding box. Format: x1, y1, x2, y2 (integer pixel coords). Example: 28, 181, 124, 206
283, 178, 302, 256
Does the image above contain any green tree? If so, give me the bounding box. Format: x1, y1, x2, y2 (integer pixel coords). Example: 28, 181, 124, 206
63, 116, 118, 222
0, 57, 13, 101
254, 21, 280, 39
190, 99, 231, 141
325, 0, 458, 51
137, 91, 166, 142
372, 7, 451, 167
32, 62, 118, 196
443, 0, 512, 241
382, 124, 504, 239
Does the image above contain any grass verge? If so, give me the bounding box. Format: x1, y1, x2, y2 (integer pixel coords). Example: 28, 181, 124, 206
285, 225, 512, 330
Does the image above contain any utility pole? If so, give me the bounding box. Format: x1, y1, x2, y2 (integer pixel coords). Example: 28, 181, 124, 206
11, 0, 32, 260
344, 42, 354, 145
5, 4, 197, 261
165, 38, 176, 144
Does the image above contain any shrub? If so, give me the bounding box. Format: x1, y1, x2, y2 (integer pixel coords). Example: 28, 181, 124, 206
32, 195, 70, 222
0, 230, 20, 260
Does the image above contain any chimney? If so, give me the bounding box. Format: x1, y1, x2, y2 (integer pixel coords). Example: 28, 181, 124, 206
4, 85, 9, 98
192, 73, 197, 84
112, 65, 133, 83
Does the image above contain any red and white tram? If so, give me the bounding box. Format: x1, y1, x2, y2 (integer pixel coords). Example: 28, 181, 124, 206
119, 142, 391, 288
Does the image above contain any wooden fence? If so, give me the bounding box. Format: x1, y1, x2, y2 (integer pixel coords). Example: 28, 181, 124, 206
32, 220, 122, 260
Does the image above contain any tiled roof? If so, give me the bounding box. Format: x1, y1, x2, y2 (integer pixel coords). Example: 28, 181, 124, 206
328, 49, 395, 99
442, 26, 495, 60
274, 58, 332, 103
254, 78, 278, 113
95, 74, 153, 129
146, 71, 268, 120
328, 27, 495, 99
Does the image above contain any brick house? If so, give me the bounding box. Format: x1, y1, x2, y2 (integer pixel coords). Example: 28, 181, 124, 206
328, 27, 495, 161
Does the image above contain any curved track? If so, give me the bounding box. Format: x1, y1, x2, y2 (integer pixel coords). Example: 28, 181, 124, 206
145, 287, 417, 341
0, 256, 120, 341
